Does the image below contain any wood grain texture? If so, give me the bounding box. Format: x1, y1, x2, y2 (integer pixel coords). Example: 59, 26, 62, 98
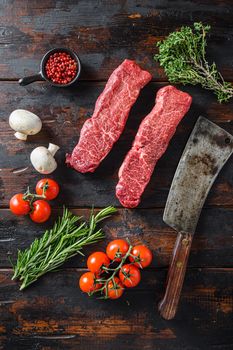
0, 1, 233, 348
0, 207, 233, 269
0, 268, 232, 350
0, 0, 232, 81
0, 82, 233, 208
158, 232, 194, 320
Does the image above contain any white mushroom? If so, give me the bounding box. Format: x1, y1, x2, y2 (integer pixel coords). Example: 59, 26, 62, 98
30, 143, 60, 174
9, 109, 42, 141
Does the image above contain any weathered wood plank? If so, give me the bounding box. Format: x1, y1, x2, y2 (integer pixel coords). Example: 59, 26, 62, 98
0, 0, 232, 80
0, 207, 232, 268
0, 1, 232, 349
0, 268, 232, 350
0, 82, 232, 208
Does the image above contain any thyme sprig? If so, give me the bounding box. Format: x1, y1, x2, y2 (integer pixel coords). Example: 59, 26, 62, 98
155, 22, 233, 103
12, 206, 117, 290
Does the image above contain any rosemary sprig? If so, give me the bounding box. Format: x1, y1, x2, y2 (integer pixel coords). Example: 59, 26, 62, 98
12, 206, 117, 290
155, 22, 233, 103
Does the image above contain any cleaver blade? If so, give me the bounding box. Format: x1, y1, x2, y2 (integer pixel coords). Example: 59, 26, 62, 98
159, 116, 233, 320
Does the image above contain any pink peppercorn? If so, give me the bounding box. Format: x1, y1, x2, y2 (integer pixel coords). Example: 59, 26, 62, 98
45, 51, 77, 85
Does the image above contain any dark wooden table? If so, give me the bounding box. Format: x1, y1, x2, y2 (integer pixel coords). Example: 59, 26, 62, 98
0, 1, 233, 349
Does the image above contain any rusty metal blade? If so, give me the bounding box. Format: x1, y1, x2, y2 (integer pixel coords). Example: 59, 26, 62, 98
163, 116, 233, 235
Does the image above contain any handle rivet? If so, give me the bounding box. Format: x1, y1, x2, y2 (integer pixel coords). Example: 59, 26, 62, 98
176, 261, 183, 268
182, 238, 189, 246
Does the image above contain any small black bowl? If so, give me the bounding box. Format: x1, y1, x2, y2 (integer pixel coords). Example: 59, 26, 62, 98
19, 47, 81, 87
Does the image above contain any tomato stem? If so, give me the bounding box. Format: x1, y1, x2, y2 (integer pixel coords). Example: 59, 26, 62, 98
22, 187, 46, 212
91, 243, 133, 298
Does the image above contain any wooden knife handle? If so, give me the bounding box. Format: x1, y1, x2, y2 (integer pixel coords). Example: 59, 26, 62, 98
158, 232, 193, 320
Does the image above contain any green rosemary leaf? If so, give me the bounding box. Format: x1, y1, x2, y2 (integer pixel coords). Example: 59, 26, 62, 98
155, 22, 233, 103
12, 206, 116, 290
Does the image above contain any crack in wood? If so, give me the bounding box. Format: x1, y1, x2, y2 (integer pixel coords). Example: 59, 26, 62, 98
0, 238, 15, 242
32, 335, 76, 339
11, 167, 28, 174
0, 300, 15, 305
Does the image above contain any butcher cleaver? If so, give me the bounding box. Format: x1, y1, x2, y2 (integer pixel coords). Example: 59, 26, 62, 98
158, 116, 233, 320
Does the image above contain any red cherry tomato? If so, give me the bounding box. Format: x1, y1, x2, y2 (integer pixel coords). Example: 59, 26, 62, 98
36, 178, 60, 200
9, 193, 30, 216
30, 200, 51, 223
129, 245, 153, 268
106, 239, 129, 261
105, 277, 124, 299
79, 272, 102, 293
119, 264, 141, 288
129, 245, 153, 269
87, 252, 110, 274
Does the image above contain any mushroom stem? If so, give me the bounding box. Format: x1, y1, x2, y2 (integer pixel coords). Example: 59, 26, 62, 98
14, 132, 28, 141
48, 143, 60, 157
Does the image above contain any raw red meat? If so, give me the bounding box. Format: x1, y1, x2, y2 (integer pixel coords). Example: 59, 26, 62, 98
116, 85, 192, 208
66, 59, 152, 173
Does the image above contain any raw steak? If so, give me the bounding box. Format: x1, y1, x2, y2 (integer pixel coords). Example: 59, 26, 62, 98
66, 59, 152, 173
116, 85, 192, 208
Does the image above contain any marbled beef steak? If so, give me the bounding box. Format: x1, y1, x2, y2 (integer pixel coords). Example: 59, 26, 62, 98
66, 59, 152, 173
116, 86, 192, 208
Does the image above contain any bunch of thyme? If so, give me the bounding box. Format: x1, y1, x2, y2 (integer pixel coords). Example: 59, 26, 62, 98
155, 22, 233, 103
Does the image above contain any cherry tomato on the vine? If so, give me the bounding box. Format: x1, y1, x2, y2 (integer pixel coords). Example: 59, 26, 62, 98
9, 193, 30, 216
36, 178, 60, 200
79, 272, 102, 293
30, 200, 51, 223
105, 277, 124, 299
87, 252, 110, 274
129, 245, 153, 268
119, 264, 141, 288
106, 239, 129, 261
